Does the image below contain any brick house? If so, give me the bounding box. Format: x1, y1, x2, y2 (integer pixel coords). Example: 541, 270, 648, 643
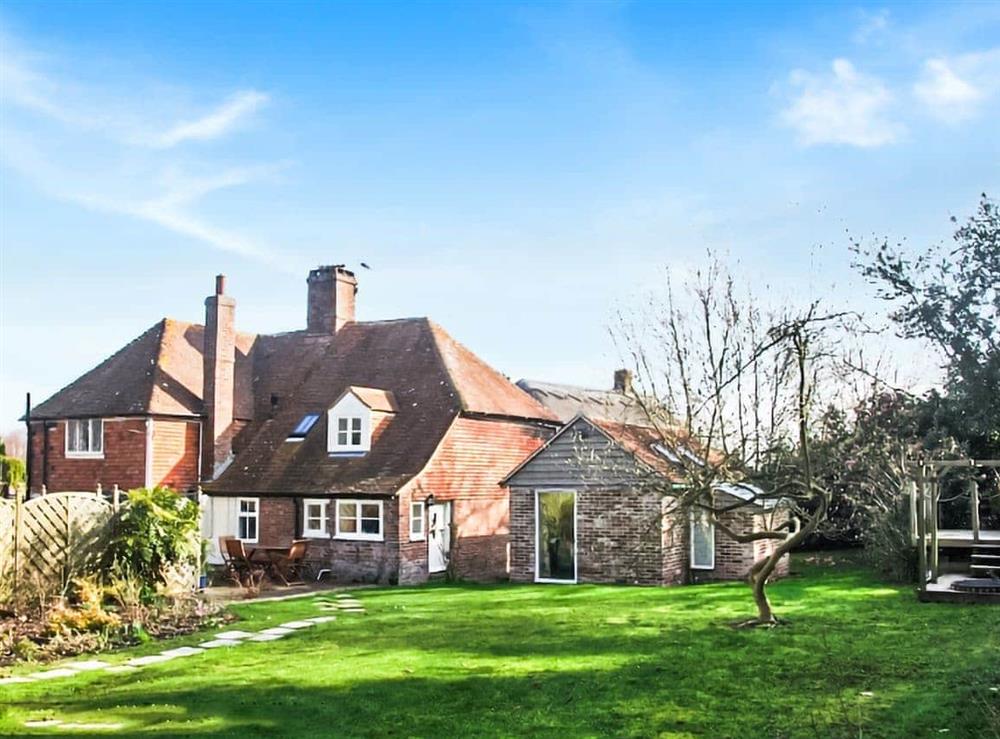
504, 376, 789, 585
26, 266, 558, 584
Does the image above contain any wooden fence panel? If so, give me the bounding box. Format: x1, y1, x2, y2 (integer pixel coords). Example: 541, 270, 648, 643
0, 491, 115, 604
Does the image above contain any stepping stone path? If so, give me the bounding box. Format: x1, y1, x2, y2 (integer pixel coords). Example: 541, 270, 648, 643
4, 592, 365, 693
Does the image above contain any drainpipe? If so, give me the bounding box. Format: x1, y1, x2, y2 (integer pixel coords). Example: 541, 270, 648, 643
144, 418, 154, 489
23, 393, 31, 498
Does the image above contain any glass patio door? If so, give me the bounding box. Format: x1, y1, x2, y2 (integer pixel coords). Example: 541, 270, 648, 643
536, 490, 576, 582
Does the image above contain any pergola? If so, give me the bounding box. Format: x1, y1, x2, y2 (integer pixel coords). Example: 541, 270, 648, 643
909, 457, 1000, 593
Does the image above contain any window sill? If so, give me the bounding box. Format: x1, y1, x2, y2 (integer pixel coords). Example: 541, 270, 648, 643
334, 533, 384, 543
327, 449, 368, 457
690, 564, 715, 570
65, 452, 105, 460
302, 531, 330, 539
409, 534, 426, 542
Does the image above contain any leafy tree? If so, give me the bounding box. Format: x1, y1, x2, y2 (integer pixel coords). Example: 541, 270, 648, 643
854, 194, 999, 455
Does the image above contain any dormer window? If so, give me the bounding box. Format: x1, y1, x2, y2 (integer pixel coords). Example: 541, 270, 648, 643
327, 386, 398, 456
336, 417, 363, 447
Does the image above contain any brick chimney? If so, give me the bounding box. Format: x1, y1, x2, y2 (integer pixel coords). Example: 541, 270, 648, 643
203, 274, 236, 479
613, 369, 633, 395
307, 265, 357, 333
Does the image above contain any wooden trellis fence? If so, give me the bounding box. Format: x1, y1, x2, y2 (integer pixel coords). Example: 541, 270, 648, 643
0, 489, 118, 604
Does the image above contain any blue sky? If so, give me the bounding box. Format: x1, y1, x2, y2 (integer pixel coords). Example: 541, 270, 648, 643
1, 1, 998, 431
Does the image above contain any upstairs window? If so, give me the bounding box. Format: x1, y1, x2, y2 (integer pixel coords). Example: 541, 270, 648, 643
66, 419, 103, 457
287, 413, 320, 442
336, 417, 363, 447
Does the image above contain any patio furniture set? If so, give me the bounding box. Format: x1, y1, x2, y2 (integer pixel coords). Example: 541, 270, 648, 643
219, 536, 311, 587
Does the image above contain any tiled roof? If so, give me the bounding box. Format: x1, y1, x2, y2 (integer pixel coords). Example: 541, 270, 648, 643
588, 418, 687, 482
346, 386, 399, 413
516, 379, 653, 426
28, 319, 255, 420
206, 318, 555, 494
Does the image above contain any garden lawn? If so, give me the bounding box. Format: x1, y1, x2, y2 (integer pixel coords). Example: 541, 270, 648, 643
1, 555, 998, 738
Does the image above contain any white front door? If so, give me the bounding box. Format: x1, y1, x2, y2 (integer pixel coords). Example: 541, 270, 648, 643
428, 503, 451, 574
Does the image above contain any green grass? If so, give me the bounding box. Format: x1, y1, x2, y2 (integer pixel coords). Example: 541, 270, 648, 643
1, 554, 999, 737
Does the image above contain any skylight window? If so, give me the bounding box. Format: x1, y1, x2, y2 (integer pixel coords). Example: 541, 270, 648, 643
287, 413, 320, 441
652, 442, 703, 467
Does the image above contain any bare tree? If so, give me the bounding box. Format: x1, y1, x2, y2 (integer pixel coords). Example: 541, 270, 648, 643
614, 257, 857, 626
2, 428, 27, 461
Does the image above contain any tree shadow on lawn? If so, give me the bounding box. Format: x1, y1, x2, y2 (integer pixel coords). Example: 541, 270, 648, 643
5, 662, 980, 738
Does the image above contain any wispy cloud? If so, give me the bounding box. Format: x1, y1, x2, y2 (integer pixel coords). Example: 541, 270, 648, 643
0, 29, 286, 266
913, 49, 1000, 123
780, 59, 903, 148
853, 8, 890, 44
149, 90, 269, 148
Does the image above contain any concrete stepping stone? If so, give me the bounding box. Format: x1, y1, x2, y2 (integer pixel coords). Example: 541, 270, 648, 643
305, 616, 336, 623
105, 665, 138, 674
127, 654, 174, 666
340, 608, 366, 613
248, 633, 285, 642
199, 639, 241, 648
24, 719, 63, 728
0, 675, 36, 684
215, 630, 254, 640
161, 646, 204, 658
69, 660, 110, 671
333, 593, 354, 599
278, 621, 315, 629
62, 722, 124, 730
260, 627, 295, 636
33, 668, 79, 680
337, 600, 363, 607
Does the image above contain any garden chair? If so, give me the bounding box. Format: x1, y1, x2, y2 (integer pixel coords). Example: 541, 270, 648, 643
224, 536, 266, 587
274, 539, 310, 586
218, 535, 237, 580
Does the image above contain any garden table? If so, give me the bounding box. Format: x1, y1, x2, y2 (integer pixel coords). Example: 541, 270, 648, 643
247, 545, 293, 585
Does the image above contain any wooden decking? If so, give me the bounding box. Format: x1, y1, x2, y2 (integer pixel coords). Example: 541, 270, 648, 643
936, 529, 1000, 548
920, 573, 1000, 603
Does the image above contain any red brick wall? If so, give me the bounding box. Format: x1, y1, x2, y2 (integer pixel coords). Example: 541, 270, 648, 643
251, 495, 402, 584
404, 416, 551, 581
691, 506, 791, 583
29, 418, 147, 494
151, 419, 201, 491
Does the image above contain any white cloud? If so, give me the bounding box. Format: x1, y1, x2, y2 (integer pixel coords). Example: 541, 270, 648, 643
0, 30, 286, 266
150, 90, 269, 148
780, 58, 903, 148
914, 49, 1000, 123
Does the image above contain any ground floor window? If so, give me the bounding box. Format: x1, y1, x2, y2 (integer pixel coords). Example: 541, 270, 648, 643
690, 508, 715, 569
66, 418, 103, 456
303, 499, 329, 538
335, 499, 383, 541
237, 498, 259, 543
410, 501, 425, 540
537, 490, 576, 582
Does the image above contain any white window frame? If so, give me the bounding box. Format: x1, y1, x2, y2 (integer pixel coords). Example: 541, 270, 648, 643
237, 497, 260, 544
327, 392, 373, 454
334, 499, 384, 541
690, 508, 715, 570
302, 498, 329, 538
409, 501, 425, 541
534, 488, 578, 584
65, 418, 104, 458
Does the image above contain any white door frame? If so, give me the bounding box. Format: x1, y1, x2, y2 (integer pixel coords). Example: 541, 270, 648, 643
534, 488, 578, 584
428, 502, 451, 574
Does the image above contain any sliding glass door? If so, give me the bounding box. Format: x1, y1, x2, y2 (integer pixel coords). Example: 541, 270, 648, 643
536, 490, 576, 582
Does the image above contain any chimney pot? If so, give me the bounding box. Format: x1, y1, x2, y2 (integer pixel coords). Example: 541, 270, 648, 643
613, 369, 633, 394
215, 274, 226, 295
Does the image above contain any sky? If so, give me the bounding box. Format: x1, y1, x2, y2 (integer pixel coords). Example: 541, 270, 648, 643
1, 1, 998, 432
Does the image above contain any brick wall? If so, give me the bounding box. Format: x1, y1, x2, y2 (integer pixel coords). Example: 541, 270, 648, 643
151, 418, 201, 491
254, 495, 402, 584
29, 418, 147, 494
405, 416, 550, 582
691, 506, 791, 583
577, 488, 665, 585
661, 506, 688, 585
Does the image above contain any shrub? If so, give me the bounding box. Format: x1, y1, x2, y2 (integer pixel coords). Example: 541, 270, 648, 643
103, 487, 201, 600
861, 504, 918, 584
0, 455, 25, 490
